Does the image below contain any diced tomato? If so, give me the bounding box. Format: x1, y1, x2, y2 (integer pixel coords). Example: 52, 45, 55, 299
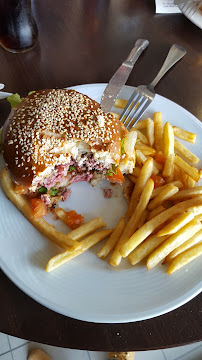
154, 151, 166, 164
30, 198, 47, 219
107, 167, 125, 185
15, 184, 27, 194
65, 210, 84, 229
151, 174, 165, 188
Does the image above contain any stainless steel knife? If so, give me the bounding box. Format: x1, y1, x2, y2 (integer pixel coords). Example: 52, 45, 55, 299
100, 39, 149, 113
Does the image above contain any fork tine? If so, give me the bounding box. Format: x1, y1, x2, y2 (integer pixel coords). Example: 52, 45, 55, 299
125, 94, 146, 128
121, 90, 140, 124
123, 93, 144, 126
129, 98, 152, 129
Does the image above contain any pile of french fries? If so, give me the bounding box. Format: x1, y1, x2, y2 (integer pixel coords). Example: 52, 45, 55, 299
0, 99, 202, 275
101, 101, 202, 274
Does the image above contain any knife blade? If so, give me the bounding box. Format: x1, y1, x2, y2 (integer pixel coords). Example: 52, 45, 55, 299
100, 39, 149, 113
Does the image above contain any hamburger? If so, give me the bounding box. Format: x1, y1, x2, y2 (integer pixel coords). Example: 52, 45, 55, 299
2, 89, 136, 208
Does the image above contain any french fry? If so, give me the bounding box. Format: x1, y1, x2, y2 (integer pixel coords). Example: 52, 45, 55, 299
146, 118, 154, 147
187, 205, 202, 216
174, 164, 182, 182
174, 139, 200, 164
46, 229, 113, 272
199, 169, 202, 179
132, 129, 149, 144
154, 112, 163, 151
148, 184, 179, 211
147, 220, 202, 270
186, 176, 195, 188
134, 119, 149, 130
97, 218, 125, 259
64, 217, 106, 241
132, 167, 141, 177
136, 149, 147, 167
167, 243, 202, 274
137, 209, 149, 229
129, 234, 169, 265
164, 228, 202, 262
114, 98, 128, 109
174, 155, 200, 182
162, 153, 174, 178
157, 212, 194, 237
147, 205, 165, 221
126, 158, 153, 219
164, 122, 174, 157
173, 126, 196, 143
151, 181, 183, 199
170, 186, 202, 201
120, 197, 202, 258
120, 179, 154, 245
135, 143, 156, 156
0, 168, 80, 250
127, 174, 137, 184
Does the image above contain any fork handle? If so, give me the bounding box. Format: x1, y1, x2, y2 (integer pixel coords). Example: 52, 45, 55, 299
150, 44, 186, 88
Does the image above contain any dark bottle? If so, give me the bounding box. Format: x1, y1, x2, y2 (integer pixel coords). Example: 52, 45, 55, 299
0, 0, 38, 53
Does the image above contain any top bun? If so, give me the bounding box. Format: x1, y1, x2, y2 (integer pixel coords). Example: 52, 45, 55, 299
2, 89, 128, 186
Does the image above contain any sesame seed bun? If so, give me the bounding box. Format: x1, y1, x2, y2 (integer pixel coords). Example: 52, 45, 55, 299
2, 89, 128, 188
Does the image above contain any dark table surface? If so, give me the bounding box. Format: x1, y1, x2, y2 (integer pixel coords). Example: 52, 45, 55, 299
0, 0, 202, 352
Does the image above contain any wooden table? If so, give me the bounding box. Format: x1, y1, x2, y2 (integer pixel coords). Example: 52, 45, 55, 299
0, 0, 201, 352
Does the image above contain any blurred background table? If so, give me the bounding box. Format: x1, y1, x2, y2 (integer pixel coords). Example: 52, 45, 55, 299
0, 0, 201, 352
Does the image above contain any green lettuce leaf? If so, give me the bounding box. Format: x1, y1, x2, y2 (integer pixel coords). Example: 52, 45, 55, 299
68, 165, 76, 172
7, 93, 23, 108
38, 186, 47, 194
49, 188, 59, 196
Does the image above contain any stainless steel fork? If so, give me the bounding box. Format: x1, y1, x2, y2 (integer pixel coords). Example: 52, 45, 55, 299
120, 44, 186, 129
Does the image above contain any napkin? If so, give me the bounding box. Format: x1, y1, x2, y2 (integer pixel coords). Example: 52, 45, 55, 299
155, 0, 182, 13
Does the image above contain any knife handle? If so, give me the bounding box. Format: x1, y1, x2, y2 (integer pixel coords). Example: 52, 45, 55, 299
126, 39, 149, 65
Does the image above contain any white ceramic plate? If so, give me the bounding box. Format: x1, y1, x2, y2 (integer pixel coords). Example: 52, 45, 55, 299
0, 84, 202, 323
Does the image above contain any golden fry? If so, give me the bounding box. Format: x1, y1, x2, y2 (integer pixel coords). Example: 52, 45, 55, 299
129, 234, 169, 265
132, 167, 141, 177
147, 220, 202, 270
97, 218, 125, 259
148, 184, 179, 211
157, 212, 194, 237
134, 119, 149, 130
135, 149, 147, 167
137, 209, 149, 229
126, 158, 153, 219
174, 139, 200, 164
146, 118, 154, 147
162, 153, 174, 178
120, 197, 202, 258
127, 174, 137, 184
0, 168, 80, 250
114, 98, 128, 109
186, 176, 195, 188
164, 122, 174, 157
46, 229, 113, 272
135, 143, 156, 156
132, 129, 149, 144
170, 186, 202, 201
174, 155, 200, 182
121, 179, 154, 245
167, 243, 202, 274
151, 181, 183, 199
147, 205, 166, 221
173, 126, 196, 143
154, 112, 163, 151
165, 228, 202, 262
